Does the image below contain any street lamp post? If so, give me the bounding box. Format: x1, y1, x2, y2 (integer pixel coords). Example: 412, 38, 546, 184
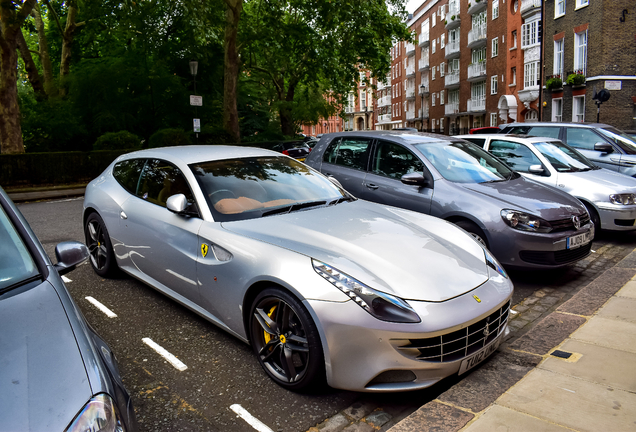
189, 61, 199, 142
419, 84, 426, 132
364, 105, 368, 130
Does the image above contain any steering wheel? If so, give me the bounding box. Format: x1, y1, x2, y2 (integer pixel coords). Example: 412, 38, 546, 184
209, 189, 237, 203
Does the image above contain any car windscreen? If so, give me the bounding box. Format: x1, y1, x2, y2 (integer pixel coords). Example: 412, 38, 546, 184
534, 141, 597, 172
414, 141, 517, 183
598, 127, 636, 155
0, 205, 39, 292
190, 156, 349, 222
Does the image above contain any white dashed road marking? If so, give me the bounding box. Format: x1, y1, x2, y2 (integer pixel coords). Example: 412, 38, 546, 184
230, 404, 275, 432
85, 296, 118, 318
142, 338, 188, 371
62, 275, 72, 283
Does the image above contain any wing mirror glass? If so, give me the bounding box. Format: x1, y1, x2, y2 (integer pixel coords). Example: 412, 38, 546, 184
55, 241, 89, 275
594, 142, 614, 154
528, 165, 545, 174
166, 194, 188, 213
401, 172, 429, 187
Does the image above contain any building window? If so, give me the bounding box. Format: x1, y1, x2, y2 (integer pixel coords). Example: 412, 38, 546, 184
554, 39, 564, 79
432, 12, 436, 27
574, 30, 587, 75
440, 90, 445, 105
346, 93, 355, 113
492, 0, 499, 19
490, 112, 497, 126
432, 93, 436, 106
440, 119, 444, 133
552, 98, 563, 122
359, 71, 366, 85
491, 75, 498, 94
573, 96, 585, 122
432, 66, 436, 80
556, 0, 566, 18
492, 37, 499, 57
432, 39, 436, 54
472, 47, 486, 64
440, 62, 445, 77
360, 90, 366, 110
575, 0, 589, 10
511, 67, 516, 86
524, 61, 539, 88
511, 30, 517, 49
521, 20, 540, 49
440, 34, 445, 49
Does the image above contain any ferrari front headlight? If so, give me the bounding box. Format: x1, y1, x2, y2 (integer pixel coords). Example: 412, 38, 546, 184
65, 394, 125, 432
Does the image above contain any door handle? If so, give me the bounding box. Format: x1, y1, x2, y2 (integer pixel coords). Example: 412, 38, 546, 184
365, 183, 379, 190
120, 211, 128, 220
610, 157, 621, 163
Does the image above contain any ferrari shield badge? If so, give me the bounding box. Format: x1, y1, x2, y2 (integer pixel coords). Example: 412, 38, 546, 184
201, 243, 209, 258
473, 295, 482, 303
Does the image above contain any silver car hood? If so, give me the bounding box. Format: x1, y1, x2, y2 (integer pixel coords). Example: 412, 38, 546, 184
0, 281, 92, 432
555, 168, 636, 195
221, 200, 488, 302
461, 176, 584, 220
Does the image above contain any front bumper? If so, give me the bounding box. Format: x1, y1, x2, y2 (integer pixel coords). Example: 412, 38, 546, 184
596, 203, 636, 231
305, 274, 513, 392
488, 222, 594, 269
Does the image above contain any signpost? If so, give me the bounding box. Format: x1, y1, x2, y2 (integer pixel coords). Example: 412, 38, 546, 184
193, 118, 201, 133
190, 95, 203, 106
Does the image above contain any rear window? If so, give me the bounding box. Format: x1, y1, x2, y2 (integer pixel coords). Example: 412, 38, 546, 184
113, 159, 146, 194
322, 137, 372, 170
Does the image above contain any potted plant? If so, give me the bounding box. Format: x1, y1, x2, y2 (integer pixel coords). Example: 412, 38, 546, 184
566, 73, 586, 86
546, 76, 563, 90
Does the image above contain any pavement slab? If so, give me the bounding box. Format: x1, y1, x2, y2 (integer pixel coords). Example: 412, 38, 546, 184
570, 317, 636, 354
597, 296, 636, 324
387, 401, 474, 432
497, 368, 636, 432
541, 340, 636, 393
508, 312, 586, 355
462, 405, 571, 432
618, 280, 636, 298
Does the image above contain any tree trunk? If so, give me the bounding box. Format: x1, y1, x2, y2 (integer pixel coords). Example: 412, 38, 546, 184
33, 5, 55, 96
59, 0, 80, 96
223, 0, 242, 143
279, 81, 297, 137
16, 30, 47, 100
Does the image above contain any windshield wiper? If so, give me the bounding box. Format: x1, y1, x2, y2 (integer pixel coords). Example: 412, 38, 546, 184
0, 275, 42, 296
328, 196, 355, 206
261, 200, 327, 217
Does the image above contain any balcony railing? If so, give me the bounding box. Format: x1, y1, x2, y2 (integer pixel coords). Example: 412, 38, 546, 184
406, 65, 415, 76
445, 41, 460, 58
378, 95, 391, 106
445, 71, 460, 87
419, 85, 429, 95
419, 58, 430, 70
467, 0, 487, 15
406, 87, 416, 99
468, 25, 487, 47
406, 109, 416, 120
520, 0, 541, 15
419, 32, 430, 46
406, 42, 416, 56
419, 108, 429, 119
467, 62, 486, 80
445, 103, 460, 115
467, 97, 486, 112
446, 3, 461, 29
379, 113, 392, 122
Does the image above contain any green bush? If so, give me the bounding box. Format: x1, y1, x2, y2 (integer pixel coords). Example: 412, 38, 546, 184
566, 73, 586, 86
147, 128, 192, 148
93, 131, 141, 151
546, 77, 563, 90
196, 126, 237, 145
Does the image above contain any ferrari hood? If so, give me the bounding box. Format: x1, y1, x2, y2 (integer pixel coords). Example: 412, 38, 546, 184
222, 200, 489, 302
0, 281, 92, 432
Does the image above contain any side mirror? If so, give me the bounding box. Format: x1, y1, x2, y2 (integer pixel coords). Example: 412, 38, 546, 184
528, 164, 545, 175
166, 194, 188, 213
594, 142, 614, 154
327, 176, 343, 189
55, 241, 89, 275
401, 172, 429, 187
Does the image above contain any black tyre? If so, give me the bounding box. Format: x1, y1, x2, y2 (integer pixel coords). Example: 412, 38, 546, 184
249, 288, 325, 392
84, 212, 119, 277
454, 220, 489, 249
583, 203, 600, 239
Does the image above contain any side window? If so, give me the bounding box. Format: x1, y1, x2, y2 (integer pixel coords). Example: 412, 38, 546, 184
112, 159, 146, 195
371, 141, 424, 179
137, 159, 195, 208
463, 138, 486, 148
566, 128, 608, 150
322, 137, 372, 170
526, 126, 560, 139
489, 140, 541, 172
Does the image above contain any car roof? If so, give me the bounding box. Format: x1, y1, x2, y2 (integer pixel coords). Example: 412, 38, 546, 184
321, 130, 458, 145
503, 122, 612, 128
116, 145, 281, 165
454, 134, 562, 143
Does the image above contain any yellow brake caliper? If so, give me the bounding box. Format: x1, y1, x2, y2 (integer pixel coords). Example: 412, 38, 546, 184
263, 305, 277, 345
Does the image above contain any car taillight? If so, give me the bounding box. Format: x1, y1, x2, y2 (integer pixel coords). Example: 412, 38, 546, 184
282, 150, 290, 156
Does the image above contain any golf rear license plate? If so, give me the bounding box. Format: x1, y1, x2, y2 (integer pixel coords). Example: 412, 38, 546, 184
458, 337, 501, 375
567, 230, 593, 249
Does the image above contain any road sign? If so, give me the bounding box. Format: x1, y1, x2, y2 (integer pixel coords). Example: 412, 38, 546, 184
193, 118, 201, 132
190, 95, 203, 106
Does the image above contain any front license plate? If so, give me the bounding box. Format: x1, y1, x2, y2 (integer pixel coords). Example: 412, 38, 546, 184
458, 337, 501, 375
567, 230, 593, 249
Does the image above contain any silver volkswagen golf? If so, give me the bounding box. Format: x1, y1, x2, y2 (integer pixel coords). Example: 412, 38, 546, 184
83, 146, 513, 392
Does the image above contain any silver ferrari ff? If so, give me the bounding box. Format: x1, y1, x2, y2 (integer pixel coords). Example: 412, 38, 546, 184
83, 146, 513, 392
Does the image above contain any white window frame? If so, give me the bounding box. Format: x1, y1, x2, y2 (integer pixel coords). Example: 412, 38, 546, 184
556, 0, 566, 18
440, 62, 445, 77
511, 30, 517, 49
432, 39, 436, 54
432, 66, 436, 80
440, 118, 444, 133
360, 90, 366, 110
554, 38, 564, 79
575, 0, 589, 10
432, 12, 436, 27
521, 20, 540, 49
440, 33, 445, 49
491, 37, 499, 57
552, 98, 563, 122
492, 0, 499, 19
491, 75, 498, 95
573, 95, 585, 122
490, 112, 497, 126
511, 67, 516, 86
524, 61, 540, 89
574, 30, 587, 75
440, 90, 445, 105
432, 92, 436, 106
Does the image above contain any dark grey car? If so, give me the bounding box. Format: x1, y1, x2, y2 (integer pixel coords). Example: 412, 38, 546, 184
305, 131, 594, 270
0, 187, 136, 431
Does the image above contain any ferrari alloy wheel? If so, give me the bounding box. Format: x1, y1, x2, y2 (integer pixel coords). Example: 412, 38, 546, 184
249, 288, 325, 392
85, 212, 118, 277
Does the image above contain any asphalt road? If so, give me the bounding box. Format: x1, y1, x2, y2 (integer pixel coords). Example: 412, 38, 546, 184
17, 197, 636, 432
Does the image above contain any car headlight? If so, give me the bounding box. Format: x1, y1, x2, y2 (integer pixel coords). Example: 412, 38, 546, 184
312, 260, 421, 323
609, 193, 636, 205
500, 209, 552, 233
484, 248, 508, 279
65, 394, 125, 432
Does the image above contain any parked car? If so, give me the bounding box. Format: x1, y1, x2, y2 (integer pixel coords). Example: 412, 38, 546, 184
0, 187, 136, 432
305, 131, 594, 269
499, 122, 636, 177
268, 141, 311, 161
83, 145, 513, 392
456, 134, 636, 233
393, 127, 419, 132
469, 126, 501, 134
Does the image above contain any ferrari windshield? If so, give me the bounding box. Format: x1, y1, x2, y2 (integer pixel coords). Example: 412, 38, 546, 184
0, 206, 39, 292
534, 141, 596, 172
191, 156, 349, 221
415, 141, 517, 183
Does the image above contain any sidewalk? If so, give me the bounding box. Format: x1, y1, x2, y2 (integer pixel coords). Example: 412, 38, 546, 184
5, 184, 86, 203
388, 249, 636, 432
